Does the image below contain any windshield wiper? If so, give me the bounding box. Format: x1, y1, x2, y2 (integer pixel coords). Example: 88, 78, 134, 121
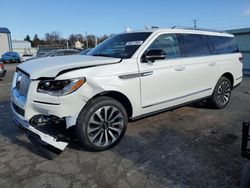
92, 53, 113, 57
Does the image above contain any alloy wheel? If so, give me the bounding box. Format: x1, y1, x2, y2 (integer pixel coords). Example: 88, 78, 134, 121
217, 80, 231, 106
87, 106, 124, 147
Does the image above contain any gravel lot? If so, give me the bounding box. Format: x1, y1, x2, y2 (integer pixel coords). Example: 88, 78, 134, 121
0, 63, 249, 188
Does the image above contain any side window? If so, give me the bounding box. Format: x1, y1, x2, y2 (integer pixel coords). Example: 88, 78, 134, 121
64, 51, 76, 55
207, 36, 239, 54
147, 34, 181, 59
52, 51, 64, 56
177, 34, 210, 57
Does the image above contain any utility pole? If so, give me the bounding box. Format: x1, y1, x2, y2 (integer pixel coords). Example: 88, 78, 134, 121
86, 32, 88, 48
95, 35, 97, 47
193, 19, 197, 28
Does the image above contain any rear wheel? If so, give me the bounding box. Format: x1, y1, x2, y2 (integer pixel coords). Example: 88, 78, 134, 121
76, 96, 128, 151
209, 76, 232, 109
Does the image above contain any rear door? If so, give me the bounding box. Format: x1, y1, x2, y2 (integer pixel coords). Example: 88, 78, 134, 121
176, 33, 218, 97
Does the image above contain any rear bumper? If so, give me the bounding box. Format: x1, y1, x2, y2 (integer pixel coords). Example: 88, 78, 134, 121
11, 104, 68, 154
0, 69, 6, 77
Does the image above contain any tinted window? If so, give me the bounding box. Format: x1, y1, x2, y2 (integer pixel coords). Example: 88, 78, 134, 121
177, 34, 210, 57
52, 51, 65, 56
23, 54, 33, 57
207, 36, 239, 54
64, 50, 78, 55
147, 34, 180, 59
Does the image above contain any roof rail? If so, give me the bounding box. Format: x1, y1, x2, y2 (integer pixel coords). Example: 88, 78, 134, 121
145, 26, 159, 29
171, 26, 225, 33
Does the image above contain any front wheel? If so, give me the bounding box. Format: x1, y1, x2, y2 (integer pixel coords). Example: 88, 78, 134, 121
76, 96, 128, 151
209, 76, 232, 109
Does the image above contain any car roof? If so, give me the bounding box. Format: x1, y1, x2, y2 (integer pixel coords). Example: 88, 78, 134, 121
0, 28, 10, 33
122, 28, 234, 37
56, 49, 79, 52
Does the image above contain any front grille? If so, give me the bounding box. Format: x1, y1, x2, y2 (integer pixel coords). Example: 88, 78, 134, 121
12, 102, 25, 116
16, 71, 30, 97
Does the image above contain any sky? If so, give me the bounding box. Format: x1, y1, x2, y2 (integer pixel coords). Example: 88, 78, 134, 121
0, 0, 250, 40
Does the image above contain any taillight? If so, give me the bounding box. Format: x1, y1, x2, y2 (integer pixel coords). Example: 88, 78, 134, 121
239, 55, 244, 63
0, 63, 4, 69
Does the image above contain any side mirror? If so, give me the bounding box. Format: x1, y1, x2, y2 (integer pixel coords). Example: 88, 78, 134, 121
142, 49, 166, 63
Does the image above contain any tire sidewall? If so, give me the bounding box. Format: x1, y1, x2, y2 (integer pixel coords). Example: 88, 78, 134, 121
76, 96, 128, 151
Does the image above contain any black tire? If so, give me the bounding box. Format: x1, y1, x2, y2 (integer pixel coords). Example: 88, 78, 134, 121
209, 76, 232, 109
76, 96, 128, 151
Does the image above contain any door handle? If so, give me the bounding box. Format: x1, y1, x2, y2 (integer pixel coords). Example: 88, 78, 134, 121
175, 66, 186, 71
208, 62, 216, 66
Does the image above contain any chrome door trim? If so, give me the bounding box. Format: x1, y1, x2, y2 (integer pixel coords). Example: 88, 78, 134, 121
140, 71, 153, 77
119, 71, 153, 80
236, 76, 243, 81
119, 73, 140, 79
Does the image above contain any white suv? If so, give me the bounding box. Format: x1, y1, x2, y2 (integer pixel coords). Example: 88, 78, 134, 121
11, 28, 243, 153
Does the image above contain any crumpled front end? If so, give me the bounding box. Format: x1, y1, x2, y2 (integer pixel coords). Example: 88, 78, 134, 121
11, 69, 85, 155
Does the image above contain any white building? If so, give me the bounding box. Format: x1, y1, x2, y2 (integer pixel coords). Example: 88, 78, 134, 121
74, 41, 83, 49
12, 40, 37, 56
0, 28, 12, 56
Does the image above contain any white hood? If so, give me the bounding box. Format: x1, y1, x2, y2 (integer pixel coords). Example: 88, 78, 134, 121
18, 55, 121, 79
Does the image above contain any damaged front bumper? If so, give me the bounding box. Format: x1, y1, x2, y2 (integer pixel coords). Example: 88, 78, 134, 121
11, 105, 68, 155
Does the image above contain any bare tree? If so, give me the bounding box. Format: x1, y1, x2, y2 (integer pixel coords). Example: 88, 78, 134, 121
68, 34, 84, 47
45, 31, 61, 45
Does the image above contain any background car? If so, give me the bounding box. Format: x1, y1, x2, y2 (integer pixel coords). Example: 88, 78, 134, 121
26, 49, 81, 61
79, 48, 92, 55
1, 52, 21, 64
0, 62, 6, 77
21, 53, 34, 62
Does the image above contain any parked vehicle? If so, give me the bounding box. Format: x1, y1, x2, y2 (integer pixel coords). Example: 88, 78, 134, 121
0, 62, 6, 77
79, 48, 92, 55
11, 28, 243, 154
21, 53, 34, 62
26, 49, 81, 61
1, 52, 21, 63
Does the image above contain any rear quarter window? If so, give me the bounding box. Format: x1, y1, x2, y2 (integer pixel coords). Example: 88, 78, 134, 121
206, 36, 239, 54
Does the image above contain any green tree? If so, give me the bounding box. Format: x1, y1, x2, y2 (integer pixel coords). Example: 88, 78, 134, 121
32, 34, 40, 47
24, 35, 31, 42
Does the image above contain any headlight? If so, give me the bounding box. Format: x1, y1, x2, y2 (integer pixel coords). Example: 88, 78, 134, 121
37, 77, 86, 96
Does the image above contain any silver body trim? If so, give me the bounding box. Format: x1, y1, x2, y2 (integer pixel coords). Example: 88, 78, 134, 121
119, 71, 153, 79
236, 76, 243, 81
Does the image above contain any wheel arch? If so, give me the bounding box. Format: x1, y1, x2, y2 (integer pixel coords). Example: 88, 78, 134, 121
92, 90, 133, 119
221, 72, 234, 86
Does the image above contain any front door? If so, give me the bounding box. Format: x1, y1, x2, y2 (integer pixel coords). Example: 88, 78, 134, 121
138, 33, 189, 113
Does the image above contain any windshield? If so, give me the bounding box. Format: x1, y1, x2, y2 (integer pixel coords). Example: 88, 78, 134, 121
88, 32, 152, 59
